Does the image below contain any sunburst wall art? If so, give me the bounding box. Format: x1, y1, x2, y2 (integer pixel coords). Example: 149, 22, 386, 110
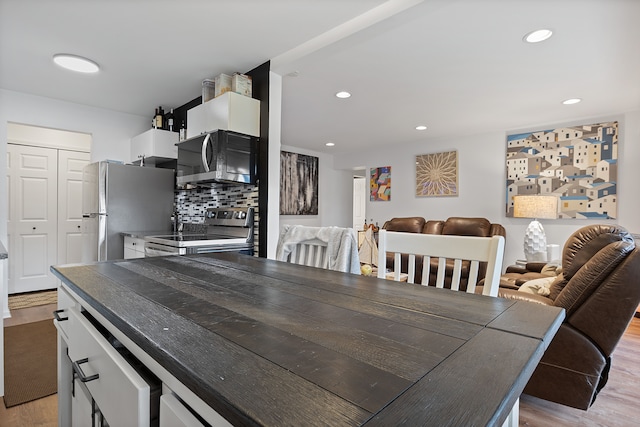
416, 151, 458, 197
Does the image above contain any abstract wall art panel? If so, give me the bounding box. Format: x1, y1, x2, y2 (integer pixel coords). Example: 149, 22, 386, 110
280, 151, 319, 215
370, 166, 391, 201
505, 121, 618, 219
416, 151, 458, 197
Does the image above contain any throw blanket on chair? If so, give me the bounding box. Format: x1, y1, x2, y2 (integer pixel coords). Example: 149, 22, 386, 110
276, 225, 361, 274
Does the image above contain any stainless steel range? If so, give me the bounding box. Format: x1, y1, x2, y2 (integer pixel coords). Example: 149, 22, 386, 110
144, 207, 254, 257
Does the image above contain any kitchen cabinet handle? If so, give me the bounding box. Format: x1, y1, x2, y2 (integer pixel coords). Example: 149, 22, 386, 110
201, 133, 211, 172
72, 358, 100, 382
53, 309, 68, 322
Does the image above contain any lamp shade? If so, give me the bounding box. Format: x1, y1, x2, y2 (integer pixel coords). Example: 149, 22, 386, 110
513, 195, 558, 219
513, 195, 558, 261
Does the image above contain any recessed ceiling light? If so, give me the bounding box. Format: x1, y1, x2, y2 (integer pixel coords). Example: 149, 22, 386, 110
335, 91, 351, 99
523, 29, 553, 43
415, 125, 427, 131
53, 54, 100, 73
562, 98, 582, 105
325, 142, 335, 147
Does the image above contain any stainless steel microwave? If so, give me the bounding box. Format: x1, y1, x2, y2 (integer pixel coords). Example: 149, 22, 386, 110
176, 130, 258, 186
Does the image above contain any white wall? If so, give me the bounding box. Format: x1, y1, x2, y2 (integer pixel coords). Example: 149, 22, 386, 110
279, 144, 354, 231
2, 88, 638, 270
329, 111, 640, 269
0, 89, 149, 251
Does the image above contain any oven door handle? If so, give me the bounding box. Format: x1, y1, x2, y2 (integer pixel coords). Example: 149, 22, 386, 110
144, 242, 182, 257
201, 133, 211, 172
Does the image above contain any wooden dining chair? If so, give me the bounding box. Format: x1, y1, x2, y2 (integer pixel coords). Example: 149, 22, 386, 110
377, 229, 516, 426
377, 230, 505, 296
276, 225, 361, 273
285, 238, 330, 268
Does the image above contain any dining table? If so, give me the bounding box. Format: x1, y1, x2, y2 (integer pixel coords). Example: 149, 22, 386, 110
52, 252, 564, 426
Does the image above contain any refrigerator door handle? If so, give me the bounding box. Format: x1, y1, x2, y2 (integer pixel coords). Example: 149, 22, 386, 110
201, 133, 211, 173
97, 214, 108, 262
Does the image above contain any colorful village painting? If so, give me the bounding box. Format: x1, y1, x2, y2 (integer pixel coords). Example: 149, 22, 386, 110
370, 166, 391, 201
506, 121, 618, 219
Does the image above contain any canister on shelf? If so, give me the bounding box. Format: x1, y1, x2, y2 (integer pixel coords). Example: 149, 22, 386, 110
214, 73, 232, 97
202, 79, 215, 103
232, 73, 252, 97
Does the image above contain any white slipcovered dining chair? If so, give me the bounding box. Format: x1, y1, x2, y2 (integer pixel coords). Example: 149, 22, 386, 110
275, 225, 360, 274
377, 229, 505, 296
377, 229, 517, 426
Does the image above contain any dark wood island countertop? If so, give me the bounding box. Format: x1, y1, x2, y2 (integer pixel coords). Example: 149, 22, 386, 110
52, 252, 564, 426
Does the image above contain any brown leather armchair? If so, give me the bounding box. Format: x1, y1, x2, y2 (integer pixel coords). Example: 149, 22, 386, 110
381, 216, 506, 289
498, 224, 640, 410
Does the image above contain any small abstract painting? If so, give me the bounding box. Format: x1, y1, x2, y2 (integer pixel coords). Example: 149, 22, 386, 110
416, 151, 458, 197
370, 166, 391, 201
505, 121, 618, 219
280, 151, 319, 215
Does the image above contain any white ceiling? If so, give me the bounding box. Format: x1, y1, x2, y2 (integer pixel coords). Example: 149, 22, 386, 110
2, 0, 639, 154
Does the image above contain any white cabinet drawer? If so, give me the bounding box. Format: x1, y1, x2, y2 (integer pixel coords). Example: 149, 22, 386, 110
54, 285, 77, 341
67, 307, 153, 427
160, 393, 206, 427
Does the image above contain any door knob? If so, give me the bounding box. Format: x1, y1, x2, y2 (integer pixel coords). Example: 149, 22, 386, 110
32, 227, 36, 230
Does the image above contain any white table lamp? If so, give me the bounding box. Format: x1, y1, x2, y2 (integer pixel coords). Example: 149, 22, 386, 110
513, 195, 558, 261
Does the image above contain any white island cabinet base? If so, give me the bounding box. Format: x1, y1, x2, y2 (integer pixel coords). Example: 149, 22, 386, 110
56, 283, 232, 427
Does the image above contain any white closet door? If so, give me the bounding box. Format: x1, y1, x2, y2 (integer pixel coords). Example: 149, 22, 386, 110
58, 150, 91, 265
7, 144, 58, 293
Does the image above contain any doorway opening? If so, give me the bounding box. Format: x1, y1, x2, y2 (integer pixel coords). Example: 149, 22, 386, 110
352, 168, 367, 231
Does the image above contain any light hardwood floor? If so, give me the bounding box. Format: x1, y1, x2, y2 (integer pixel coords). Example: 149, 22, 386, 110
1, 306, 638, 426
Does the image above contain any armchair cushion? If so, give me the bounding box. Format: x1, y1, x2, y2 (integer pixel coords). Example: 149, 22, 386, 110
518, 276, 556, 296
442, 217, 491, 236
501, 261, 561, 289
497, 288, 555, 305
383, 217, 425, 233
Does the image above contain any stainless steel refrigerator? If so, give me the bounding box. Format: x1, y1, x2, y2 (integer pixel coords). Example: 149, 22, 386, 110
82, 161, 175, 262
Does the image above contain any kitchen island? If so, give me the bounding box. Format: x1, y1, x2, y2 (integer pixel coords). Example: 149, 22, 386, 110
52, 252, 564, 426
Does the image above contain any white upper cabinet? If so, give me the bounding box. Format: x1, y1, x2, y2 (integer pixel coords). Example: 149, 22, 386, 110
130, 129, 179, 164
187, 92, 260, 139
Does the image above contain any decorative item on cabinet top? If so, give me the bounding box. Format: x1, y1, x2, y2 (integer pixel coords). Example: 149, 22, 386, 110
130, 128, 178, 166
